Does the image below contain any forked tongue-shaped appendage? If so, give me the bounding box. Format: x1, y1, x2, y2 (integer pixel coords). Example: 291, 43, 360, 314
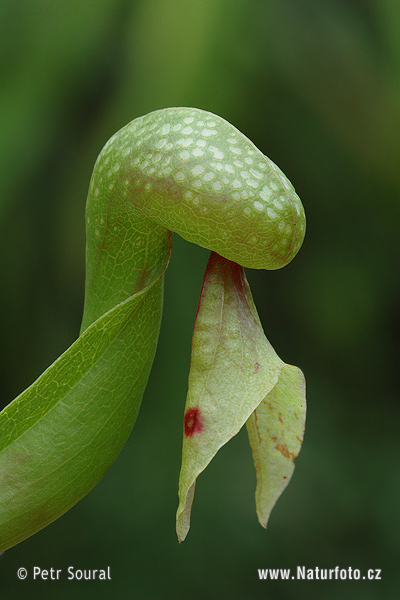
176, 251, 306, 542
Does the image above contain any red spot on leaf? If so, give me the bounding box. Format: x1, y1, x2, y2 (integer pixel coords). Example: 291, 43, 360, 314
184, 408, 203, 437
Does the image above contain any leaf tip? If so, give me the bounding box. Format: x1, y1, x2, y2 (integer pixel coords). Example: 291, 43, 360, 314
176, 481, 196, 543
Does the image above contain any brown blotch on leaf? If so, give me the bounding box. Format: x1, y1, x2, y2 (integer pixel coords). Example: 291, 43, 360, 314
275, 442, 297, 462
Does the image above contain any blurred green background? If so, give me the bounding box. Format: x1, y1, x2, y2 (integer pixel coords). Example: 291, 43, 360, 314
0, 0, 399, 598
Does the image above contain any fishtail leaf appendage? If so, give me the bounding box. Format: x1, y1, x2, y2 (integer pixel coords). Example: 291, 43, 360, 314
0, 108, 306, 551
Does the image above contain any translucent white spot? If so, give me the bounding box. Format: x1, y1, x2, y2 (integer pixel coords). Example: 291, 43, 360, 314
192, 148, 204, 157
185, 190, 193, 199
250, 168, 263, 179
156, 138, 167, 149
182, 138, 194, 147
192, 165, 204, 176
179, 150, 190, 160
270, 181, 278, 191
202, 206, 208, 213
250, 234, 257, 243
197, 120, 204, 126
241, 171, 250, 179
183, 116, 194, 124
153, 153, 162, 163
282, 177, 291, 190
95, 228, 100, 236
94, 188, 99, 196
113, 225, 118, 232
260, 186, 272, 201
244, 157, 254, 165
163, 157, 171, 166
145, 182, 152, 191
164, 166, 172, 175
222, 176, 229, 184
202, 128, 217, 137
182, 126, 193, 135
173, 124, 182, 131
230, 146, 241, 154
98, 165, 104, 172
148, 122, 157, 131
285, 223, 292, 234
133, 157, 140, 165
232, 179, 242, 189
113, 162, 121, 172
166, 143, 173, 150
175, 171, 185, 181
196, 139, 206, 147
193, 197, 200, 204
193, 179, 202, 188
215, 163, 223, 171
278, 220, 285, 231
210, 147, 224, 159
161, 124, 171, 135
142, 161, 149, 168
108, 184, 113, 190
254, 201, 264, 211
228, 137, 237, 144
267, 208, 277, 219
232, 192, 240, 200
241, 190, 249, 199
207, 121, 216, 127
224, 164, 234, 173
247, 179, 258, 189
244, 207, 251, 215
213, 181, 223, 191
123, 148, 130, 156
124, 179, 129, 185
273, 199, 283, 210
107, 169, 112, 177
233, 160, 243, 168
203, 172, 214, 182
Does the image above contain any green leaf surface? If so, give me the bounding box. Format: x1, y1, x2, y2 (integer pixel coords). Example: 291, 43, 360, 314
0, 268, 166, 552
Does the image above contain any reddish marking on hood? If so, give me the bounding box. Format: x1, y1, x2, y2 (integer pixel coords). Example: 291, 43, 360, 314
184, 408, 203, 437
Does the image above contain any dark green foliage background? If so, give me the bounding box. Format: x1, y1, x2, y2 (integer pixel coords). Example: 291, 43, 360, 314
0, 1, 398, 598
